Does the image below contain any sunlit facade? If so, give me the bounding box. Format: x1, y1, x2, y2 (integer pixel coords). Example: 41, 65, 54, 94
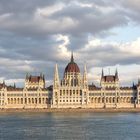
0, 53, 140, 109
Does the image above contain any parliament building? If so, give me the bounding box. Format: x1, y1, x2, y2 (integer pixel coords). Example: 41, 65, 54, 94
0, 53, 140, 109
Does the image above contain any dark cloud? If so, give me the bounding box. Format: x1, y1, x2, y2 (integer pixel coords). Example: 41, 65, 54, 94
0, 0, 139, 86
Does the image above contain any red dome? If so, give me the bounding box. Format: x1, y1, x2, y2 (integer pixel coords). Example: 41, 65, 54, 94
64, 52, 80, 73
65, 62, 80, 73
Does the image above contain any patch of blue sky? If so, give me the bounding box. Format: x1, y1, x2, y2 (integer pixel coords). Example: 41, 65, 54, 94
103, 24, 140, 43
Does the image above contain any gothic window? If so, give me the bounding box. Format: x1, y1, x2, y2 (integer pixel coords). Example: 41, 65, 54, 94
131, 97, 133, 103
32, 98, 34, 104
102, 97, 104, 103
17, 98, 20, 104
45, 98, 48, 104
117, 97, 119, 103
98, 97, 101, 103
70, 90, 72, 96
28, 98, 31, 104
21, 98, 23, 104
113, 97, 115, 103
11, 98, 13, 104
74, 79, 76, 86
106, 98, 108, 103
39, 98, 41, 104
109, 98, 112, 103
77, 90, 78, 95
80, 90, 82, 96
35, 98, 37, 104
43, 98, 45, 104
8, 98, 10, 104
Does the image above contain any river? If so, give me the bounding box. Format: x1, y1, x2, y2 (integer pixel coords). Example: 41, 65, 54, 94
0, 112, 140, 140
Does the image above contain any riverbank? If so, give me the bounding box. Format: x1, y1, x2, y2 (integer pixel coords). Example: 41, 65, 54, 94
0, 108, 140, 113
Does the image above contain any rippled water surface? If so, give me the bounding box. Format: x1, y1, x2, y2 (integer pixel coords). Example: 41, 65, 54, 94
0, 112, 140, 140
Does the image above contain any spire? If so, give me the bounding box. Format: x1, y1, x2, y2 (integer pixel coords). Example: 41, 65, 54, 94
71, 51, 74, 63
14, 82, 16, 88
3, 80, 5, 85
84, 63, 87, 74
132, 81, 135, 87
54, 63, 60, 88
43, 74, 45, 81
115, 68, 118, 80
26, 73, 29, 79
40, 72, 43, 78
83, 63, 88, 88
101, 68, 104, 78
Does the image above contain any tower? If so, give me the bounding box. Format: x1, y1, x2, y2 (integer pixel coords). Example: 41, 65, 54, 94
53, 64, 60, 89
115, 68, 119, 81
83, 64, 89, 104
52, 63, 60, 107
83, 64, 88, 88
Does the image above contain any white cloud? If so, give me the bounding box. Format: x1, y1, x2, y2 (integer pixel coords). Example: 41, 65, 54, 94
36, 3, 65, 17
0, 0, 140, 87
5, 78, 24, 85
54, 34, 70, 59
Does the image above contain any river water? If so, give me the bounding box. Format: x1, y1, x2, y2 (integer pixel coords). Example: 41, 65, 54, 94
0, 112, 140, 140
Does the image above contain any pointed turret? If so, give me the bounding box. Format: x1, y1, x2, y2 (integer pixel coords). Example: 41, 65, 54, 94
2, 80, 5, 88
115, 68, 119, 80
40, 72, 43, 78
83, 64, 88, 88
101, 68, 104, 81
71, 51, 74, 63
26, 73, 29, 80
132, 81, 135, 88
54, 63, 60, 88
3, 80, 5, 85
14, 82, 16, 88
43, 74, 45, 82
102, 68, 104, 77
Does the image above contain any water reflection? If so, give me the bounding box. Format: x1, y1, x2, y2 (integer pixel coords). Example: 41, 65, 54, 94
0, 112, 140, 140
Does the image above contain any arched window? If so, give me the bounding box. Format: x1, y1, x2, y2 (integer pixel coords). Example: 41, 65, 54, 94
14, 98, 16, 104
98, 97, 101, 103
32, 98, 34, 104
102, 98, 104, 103
46, 98, 48, 104
39, 98, 41, 104
8, 98, 10, 104
21, 98, 23, 104
113, 97, 115, 103
11, 98, 13, 104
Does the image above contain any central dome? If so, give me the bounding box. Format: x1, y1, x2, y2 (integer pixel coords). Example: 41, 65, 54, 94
64, 53, 80, 73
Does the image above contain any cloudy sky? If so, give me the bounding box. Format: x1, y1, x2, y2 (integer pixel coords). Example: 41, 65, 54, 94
0, 0, 140, 87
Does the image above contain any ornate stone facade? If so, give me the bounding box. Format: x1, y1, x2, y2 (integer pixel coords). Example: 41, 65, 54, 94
52, 53, 138, 109
0, 74, 50, 109
0, 53, 140, 109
